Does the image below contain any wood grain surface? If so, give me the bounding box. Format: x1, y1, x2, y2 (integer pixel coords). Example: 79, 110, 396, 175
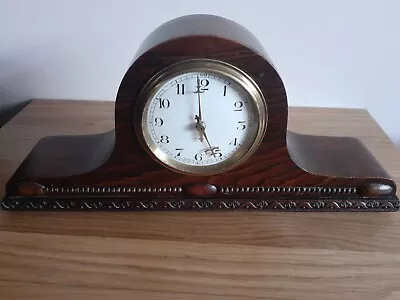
0, 100, 399, 300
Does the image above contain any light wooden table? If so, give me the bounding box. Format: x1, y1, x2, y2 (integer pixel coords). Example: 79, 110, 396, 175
0, 100, 399, 300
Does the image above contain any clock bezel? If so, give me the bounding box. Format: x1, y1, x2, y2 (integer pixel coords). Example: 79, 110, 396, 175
134, 58, 268, 176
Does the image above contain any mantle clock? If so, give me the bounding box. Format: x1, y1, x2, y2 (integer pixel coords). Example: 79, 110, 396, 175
2, 15, 399, 212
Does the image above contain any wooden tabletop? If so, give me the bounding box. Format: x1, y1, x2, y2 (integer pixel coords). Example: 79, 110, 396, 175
0, 100, 399, 300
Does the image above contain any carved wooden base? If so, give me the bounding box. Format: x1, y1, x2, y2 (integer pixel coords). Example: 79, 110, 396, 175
2, 131, 399, 212
2, 196, 399, 212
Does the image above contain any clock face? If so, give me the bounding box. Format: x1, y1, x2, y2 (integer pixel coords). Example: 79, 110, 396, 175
137, 59, 267, 175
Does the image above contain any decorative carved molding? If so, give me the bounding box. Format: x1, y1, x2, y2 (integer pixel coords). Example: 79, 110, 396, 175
2, 198, 398, 212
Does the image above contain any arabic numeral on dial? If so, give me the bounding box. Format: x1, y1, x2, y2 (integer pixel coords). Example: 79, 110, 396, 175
154, 117, 164, 126
194, 153, 203, 161
156, 98, 170, 109
213, 148, 223, 158
200, 79, 209, 91
160, 135, 169, 144
177, 84, 185, 95
195, 78, 210, 94
234, 101, 243, 111
237, 121, 246, 130
229, 138, 238, 146
175, 148, 183, 157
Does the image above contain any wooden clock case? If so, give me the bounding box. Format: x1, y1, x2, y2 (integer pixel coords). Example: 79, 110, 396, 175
2, 14, 399, 211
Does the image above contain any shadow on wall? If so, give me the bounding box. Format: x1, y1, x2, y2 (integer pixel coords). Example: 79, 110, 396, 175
0, 97, 30, 128
0, 60, 39, 127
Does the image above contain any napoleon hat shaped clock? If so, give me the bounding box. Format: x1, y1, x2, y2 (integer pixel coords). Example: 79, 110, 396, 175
2, 14, 398, 211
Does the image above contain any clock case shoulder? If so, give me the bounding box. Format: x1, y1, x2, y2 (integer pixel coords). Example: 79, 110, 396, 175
2, 14, 398, 211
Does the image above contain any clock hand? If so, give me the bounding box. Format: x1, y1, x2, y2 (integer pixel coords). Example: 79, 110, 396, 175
193, 75, 219, 154
194, 75, 205, 141
202, 127, 212, 149
194, 115, 205, 142
195, 74, 202, 121
195, 120, 221, 158
204, 146, 221, 159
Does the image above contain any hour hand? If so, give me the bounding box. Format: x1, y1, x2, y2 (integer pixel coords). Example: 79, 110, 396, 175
194, 115, 205, 142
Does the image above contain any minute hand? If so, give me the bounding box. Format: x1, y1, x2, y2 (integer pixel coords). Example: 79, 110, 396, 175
195, 75, 202, 120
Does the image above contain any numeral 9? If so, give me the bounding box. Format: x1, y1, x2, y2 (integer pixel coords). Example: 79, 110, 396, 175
154, 117, 164, 126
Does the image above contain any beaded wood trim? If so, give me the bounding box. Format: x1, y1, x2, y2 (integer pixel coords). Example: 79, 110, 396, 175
42, 186, 357, 195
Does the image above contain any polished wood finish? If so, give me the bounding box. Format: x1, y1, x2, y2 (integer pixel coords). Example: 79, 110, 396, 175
0, 100, 400, 299
1, 15, 398, 211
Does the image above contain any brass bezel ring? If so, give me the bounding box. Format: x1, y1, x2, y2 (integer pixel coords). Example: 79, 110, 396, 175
134, 59, 268, 176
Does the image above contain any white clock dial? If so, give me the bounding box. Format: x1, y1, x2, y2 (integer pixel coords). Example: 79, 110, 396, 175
138, 60, 267, 175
